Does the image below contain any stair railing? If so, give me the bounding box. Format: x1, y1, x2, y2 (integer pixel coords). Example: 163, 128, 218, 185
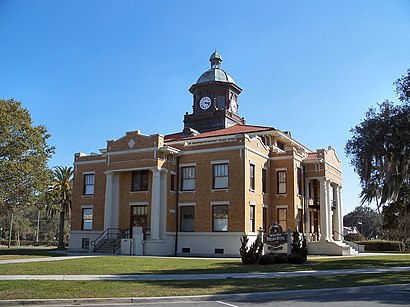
91, 228, 122, 253
111, 228, 130, 254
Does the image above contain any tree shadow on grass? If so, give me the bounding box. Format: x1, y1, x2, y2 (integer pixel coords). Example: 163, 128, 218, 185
0, 247, 66, 257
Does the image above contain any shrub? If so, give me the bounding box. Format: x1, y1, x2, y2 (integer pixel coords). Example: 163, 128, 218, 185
290, 230, 307, 263
345, 233, 365, 242
287, 253, 306, 264
239, 232, 263, 264
356, 240, 405, 251
274, 253, 288, 264
258, 254, 276, 265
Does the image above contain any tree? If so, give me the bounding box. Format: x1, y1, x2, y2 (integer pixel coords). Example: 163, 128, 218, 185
0, 99, 54, 244
343, 205, 383, 239
345, 69, 410, 208
395, 68, 410, 103
382, 182, 410, 242
48, 166, 73, 249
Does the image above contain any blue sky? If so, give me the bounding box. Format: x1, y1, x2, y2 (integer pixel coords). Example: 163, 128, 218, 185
1, 1, 409, 214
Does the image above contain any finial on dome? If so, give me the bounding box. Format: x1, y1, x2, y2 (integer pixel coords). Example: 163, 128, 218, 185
209, 50, 222, 69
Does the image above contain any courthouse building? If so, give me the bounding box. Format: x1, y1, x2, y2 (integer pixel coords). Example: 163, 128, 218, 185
69, 51, 355, 256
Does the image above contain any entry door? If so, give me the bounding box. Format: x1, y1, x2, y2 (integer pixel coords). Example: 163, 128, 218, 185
130, 205, 148, 238
313, 210, 319, 240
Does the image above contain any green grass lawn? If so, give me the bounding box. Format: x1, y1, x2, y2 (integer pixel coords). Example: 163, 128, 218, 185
0, 272, 409, 300
0, 247, 65, 260
0, 253, 409, 300
0, 254, 409, 275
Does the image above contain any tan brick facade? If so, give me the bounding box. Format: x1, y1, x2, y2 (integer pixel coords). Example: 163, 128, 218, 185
69, 52, 345, 256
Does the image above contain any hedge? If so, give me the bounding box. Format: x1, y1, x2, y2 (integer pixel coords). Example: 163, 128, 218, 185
0, 240, 60, 247
355, 240, 405, 251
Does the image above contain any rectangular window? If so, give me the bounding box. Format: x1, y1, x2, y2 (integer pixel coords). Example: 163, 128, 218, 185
277, 208, 287, 230
170, 174, 176, 191
213, 163, 229, 189
213, 205, 228, 232
250, 164, 255, 190
181, 166, 195, 191
180, 206, 195, 232
262, 168, 267, 193
81, 238, 90, 249
263, 207, 268, 232
131, 170, 148, 191
250, 205, 255, 232
297, 167, 303, 195
217, 95, 225, 109
83, 174, 94, 195
82, 208, 93, 230
297, 208, 303, 232
130, 205, 148, 228
277, 171, 287, 194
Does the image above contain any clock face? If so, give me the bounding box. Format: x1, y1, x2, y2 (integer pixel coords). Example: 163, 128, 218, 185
199, 96, 212, 110
231, 99, 238, 113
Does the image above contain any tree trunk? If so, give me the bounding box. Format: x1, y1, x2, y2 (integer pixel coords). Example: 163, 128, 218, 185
8, 213, 13, 248
58, 210, 65, 249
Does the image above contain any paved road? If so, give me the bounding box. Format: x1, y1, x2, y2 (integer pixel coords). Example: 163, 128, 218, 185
0, 266, 409, 281
4, 284, 409, 306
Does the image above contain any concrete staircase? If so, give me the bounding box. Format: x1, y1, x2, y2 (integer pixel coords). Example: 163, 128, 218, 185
308, 240, 359, 256
94, 238, 116, 254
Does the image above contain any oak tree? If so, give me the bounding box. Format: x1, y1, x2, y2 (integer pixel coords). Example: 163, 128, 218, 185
0, 99, 54, 213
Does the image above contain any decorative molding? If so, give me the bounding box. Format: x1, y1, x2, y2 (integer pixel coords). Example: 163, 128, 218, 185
74, 159, 106, 166
178, 202, 196, 207
210, 201, 230, 206
129, 202, 149, 207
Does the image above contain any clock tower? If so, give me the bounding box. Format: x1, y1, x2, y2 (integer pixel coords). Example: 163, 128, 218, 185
183, 51, 245, 134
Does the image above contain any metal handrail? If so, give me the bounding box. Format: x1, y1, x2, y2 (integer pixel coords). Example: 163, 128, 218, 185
111, 228, 130, 254
91, 228, 121, 252
333, 230, 345, 240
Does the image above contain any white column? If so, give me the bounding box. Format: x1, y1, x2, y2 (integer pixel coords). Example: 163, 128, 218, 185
159, 172, 167, 240
305, 179, 311, 242
319, 178, 329, 241
150, 169, 161, 240
336, 186, 344, 240
111, 174, 120, 229
326, 180, 333, 241
104, 172, 114, 229
333, 185, 340, 241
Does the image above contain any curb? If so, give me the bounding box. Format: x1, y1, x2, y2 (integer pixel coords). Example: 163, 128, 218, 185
1, 284, 409, 306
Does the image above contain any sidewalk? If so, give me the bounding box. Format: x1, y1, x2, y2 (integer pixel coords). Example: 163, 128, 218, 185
0, 255, 96, 265
0, 266, 409, 281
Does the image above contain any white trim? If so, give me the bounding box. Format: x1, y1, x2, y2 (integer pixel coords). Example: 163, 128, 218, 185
211, 159, 229, 165
246, 147, 269, 160
275, 167, 288, 172
129, 202, 149, 206
105, 166, 167, 174
276, 204, 288, 209
74, 159, 106, 166
181, 145, 244, 155
211, 201, 230, 206
270, 156, 295, 161
167, 135, 242, 145
82, 171, 95, 175
249, 201, 256, 206
180, 162, 197, 168
263, 204, 268, 208
80, 205, 94, 209
178, 202, 196, 207
103, 147, 157, 156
